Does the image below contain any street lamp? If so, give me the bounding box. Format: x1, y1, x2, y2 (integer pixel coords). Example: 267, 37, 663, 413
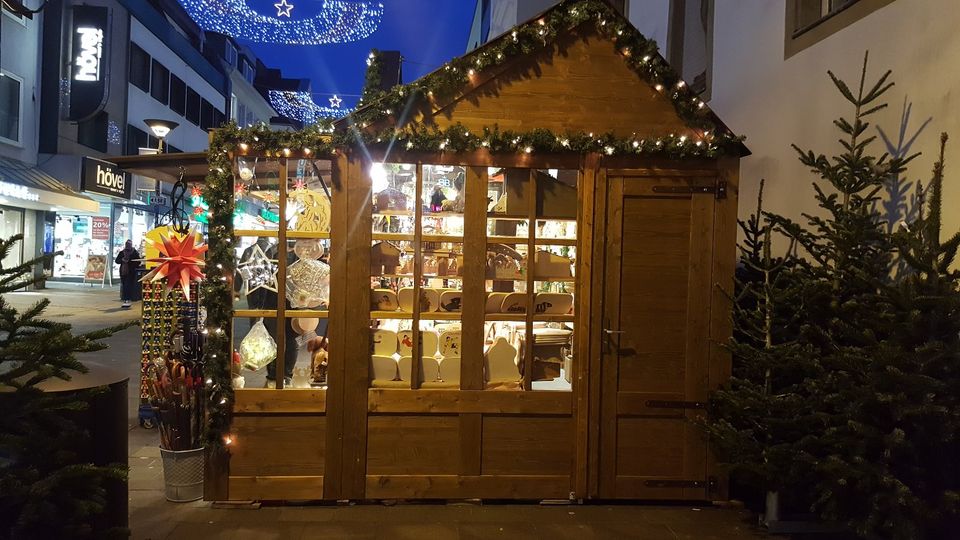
143, 119, 179, 153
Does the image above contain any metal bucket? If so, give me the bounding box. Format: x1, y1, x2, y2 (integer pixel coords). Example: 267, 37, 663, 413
159, 447, 204, 502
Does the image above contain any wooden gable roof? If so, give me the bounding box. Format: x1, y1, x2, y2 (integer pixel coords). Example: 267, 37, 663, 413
425, 25, 692, 139
337, 0, 746, 157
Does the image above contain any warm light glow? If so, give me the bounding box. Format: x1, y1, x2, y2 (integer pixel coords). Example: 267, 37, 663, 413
370, 162, 389, 192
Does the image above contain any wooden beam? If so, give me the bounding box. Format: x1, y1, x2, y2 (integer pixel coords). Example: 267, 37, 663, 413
233, 389, 327, 413
367, 389, 572, 414
365, 475, 570, 499
229, 476, 325, 501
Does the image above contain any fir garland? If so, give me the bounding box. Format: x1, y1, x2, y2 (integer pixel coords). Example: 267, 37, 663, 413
347, 0, 736, 141
202, 0, 743, 451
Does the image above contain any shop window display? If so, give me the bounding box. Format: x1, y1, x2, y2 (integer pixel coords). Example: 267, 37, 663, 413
54, 214, 110, 277
232, 158, 332, 390
483, 168, 576, 391
369, 163, 466, 388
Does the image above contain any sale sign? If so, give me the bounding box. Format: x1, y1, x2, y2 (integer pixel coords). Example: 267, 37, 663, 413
91, 217, 110, 240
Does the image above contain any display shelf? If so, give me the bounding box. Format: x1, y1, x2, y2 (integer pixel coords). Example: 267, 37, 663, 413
487, 236, 576, 246
286, 309, 330, 318
422, 211, 468, 218
484, 313, 526, 322
373, 210, 415, 216
286, 231, 331, 239
376, 274, 417, 279
235, 229, 279, 238
234, 309, 279, 318
372, 232, 415, 242
370, 311, 414, 319
421, 234, 464, 243
534, 314, 575, 322
488, 213, 576, 221
486, 276, 527, 282
534, 277, 577, 282
417, 312, 463, 320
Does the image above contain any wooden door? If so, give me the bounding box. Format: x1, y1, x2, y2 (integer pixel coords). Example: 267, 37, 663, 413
598, 172, 718, 499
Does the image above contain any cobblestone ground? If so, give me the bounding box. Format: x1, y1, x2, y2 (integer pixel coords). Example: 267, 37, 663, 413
6, 283, 773, 540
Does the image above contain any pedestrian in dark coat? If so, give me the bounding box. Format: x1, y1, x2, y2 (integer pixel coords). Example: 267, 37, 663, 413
116, 240, 141, 308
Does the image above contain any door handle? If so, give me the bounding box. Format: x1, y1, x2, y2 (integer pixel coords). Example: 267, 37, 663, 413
603, 329, 625, 334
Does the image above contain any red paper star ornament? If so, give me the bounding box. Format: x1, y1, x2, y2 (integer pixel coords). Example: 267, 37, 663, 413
140, 231, 208, 300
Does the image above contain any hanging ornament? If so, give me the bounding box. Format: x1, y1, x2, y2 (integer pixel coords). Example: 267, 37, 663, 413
288, 188, 331, 232
292, 178, 307, 191
140, 231, 208, 300
293, 239, 324, 260
286, 259, 330, 308
328, 94, 342, 108
239, 166, 254, 182
191, 185, 204, 198
235, 182, 249, 198
238, 242, 278, 294
176, 0, 383, 45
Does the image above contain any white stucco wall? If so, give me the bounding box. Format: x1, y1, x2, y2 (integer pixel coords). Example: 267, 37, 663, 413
627, 0, 670, 53
0, 6, 42, 164
128, 18, 224, 152
707, 0, 960, 239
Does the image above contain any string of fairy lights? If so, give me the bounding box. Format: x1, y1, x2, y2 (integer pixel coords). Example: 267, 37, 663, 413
176, 0, 384, 45
268, 90, 355, 123
201, 0, 744, 452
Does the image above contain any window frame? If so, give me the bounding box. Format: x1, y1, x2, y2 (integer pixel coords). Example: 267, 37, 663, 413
185, 87, 201, 126
667, 0, 713, 101
169, 74, 187, 116
785, 0, 896, 58
150, 59, 170, 105
0, 70, 24, 146
225, 41, 238, 68
129, 43, 151, 93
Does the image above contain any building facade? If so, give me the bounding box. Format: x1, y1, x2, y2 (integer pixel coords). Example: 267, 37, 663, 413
1, 0, 99, 283
30, 0, 233, 282
469, 0, 953, 241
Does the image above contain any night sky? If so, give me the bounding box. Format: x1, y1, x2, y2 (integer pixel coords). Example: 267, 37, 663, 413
241, 0, 478, 111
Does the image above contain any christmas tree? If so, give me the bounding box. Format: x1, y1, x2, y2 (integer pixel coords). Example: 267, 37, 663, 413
0, 235, 135, 539
817, 134, 960, 538
705, 52, 960, 538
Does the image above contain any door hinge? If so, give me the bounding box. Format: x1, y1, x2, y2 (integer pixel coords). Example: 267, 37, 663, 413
645, 476, 717, 492
652, 180, 726, 199
645, 400, 706, 409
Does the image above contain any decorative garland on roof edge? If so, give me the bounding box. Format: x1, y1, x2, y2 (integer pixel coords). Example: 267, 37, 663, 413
202, 0, 745, 451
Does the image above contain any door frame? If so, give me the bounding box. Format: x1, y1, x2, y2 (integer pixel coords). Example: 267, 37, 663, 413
588, 162, 739, 500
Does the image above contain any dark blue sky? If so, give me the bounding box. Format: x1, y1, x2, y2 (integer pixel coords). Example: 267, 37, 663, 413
242, 0, 478, 111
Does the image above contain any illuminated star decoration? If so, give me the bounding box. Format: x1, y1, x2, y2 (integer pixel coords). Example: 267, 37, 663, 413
328, 94, 342, 108
140, 231, 208, 300
238, 242, 278, 294
268, 90, 353, 123
235, 182, 249, 198
274, 0, 293, 17
191, 185, 203, 198
176, 0, 383, 45
292, 178, 307, 191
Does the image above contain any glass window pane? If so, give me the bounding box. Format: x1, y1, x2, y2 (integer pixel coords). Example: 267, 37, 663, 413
0, 74, 21, 142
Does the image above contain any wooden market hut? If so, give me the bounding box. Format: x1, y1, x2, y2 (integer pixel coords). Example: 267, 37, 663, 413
117, 0, 748, 503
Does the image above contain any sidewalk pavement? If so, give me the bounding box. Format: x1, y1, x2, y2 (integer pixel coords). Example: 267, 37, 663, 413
6, 283, 773, 540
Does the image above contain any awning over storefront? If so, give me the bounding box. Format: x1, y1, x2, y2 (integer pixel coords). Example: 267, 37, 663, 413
109, 152, 209, 184
0, 157, 99, 213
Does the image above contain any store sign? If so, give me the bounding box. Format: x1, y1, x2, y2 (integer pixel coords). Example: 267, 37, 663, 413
91, 217, 110, 240
0, 180, 40, 202
69, 6, 110, 121
81, 157, 132, 199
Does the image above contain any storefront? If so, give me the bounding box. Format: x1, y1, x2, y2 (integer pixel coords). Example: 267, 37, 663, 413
116, 0, 746, 503
0, 157, 100, 286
